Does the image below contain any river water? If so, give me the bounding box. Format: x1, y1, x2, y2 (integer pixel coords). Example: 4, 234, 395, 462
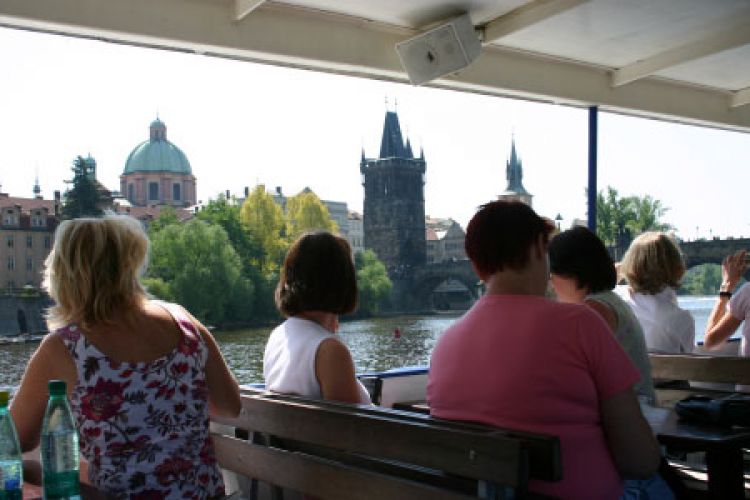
0, 296, 722, 388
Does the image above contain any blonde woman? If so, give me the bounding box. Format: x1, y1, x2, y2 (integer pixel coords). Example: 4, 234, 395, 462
11, 215, 240, 498
616, 232, 695, 354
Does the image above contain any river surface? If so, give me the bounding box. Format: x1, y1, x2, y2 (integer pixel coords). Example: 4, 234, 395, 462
0, 296, 723, 389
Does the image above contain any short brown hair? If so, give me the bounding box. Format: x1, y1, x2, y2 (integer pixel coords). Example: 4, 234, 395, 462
275, 232, 358, 317
43, 215, 149, 329
465, 200, 554, 277
620, 231, 685, 294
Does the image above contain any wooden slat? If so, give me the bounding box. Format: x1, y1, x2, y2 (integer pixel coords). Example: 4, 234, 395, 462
649, 355, 750, 384
212, 433, 476, 500
219, 388, 562, 483
227, 394, 524, 486
261, 390, 562, 482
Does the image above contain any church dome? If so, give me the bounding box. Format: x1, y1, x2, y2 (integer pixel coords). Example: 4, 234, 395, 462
123, 118, 192, 175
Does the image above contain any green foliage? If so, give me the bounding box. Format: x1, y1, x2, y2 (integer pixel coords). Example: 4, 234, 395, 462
286, 190, 338, 238
595, 186, 673, 246
61, 156, 105, 219
239, 186, 287, 274
147, 219, 246, 325
142, 277, 174, 301
148, 206, 181, 235
355, 250, 392, 317
678, 263, 746, 296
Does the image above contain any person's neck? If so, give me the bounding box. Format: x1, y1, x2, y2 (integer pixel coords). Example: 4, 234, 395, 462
484, 269, 546, 297
296, 311, 339, 333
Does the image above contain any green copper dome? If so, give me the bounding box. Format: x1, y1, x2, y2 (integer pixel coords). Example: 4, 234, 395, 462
123, 118, 192, 175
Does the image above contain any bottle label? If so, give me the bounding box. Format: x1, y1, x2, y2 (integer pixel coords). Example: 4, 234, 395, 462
42, 431, 79, 472
0, 459, 22, 496
42, 431, 80, 498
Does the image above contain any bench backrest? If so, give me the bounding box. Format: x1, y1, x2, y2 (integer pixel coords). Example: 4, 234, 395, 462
212, 389, 561, 499
649, 354, 750, 407
649, 354, 750, 384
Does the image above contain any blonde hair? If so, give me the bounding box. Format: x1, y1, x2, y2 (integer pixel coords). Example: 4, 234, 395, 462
43, 214, 149, 329
620, 231, 685, 295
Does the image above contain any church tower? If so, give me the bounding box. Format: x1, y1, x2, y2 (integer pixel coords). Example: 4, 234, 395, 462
498, 137, 533, 206
361, 110, 426, 274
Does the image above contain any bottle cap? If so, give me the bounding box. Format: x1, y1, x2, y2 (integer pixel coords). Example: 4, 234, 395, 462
48, 380, 67, 396
0, 391, 8, 407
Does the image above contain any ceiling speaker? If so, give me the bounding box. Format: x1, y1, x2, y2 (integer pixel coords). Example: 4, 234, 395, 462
396, 14, 481, 86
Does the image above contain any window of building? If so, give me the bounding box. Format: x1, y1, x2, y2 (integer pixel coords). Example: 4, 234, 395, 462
26, 256, 33, 272
44, 236, 51, 249
128, 183, 135, 202
149, 182, 159, 200
26, 235, 32, 248
7, 257, 14, 270
173, 183, 181, 201
6, 236, 13, 248
3, 210, 18, 226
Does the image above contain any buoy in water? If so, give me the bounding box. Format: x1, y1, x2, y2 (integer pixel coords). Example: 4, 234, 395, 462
394, 328, 401, 339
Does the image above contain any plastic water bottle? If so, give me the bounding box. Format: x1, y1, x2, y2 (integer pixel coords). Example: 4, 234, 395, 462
0, 390, 22, 499
41, 380, 80, 500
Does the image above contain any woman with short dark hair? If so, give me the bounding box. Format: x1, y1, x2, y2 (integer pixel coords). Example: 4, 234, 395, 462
428, 201, 660, 499
264, 231, 371, 404
549, 226, 655, 404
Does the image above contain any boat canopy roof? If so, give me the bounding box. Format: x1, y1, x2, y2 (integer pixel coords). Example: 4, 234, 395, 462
2, 0, 750, 132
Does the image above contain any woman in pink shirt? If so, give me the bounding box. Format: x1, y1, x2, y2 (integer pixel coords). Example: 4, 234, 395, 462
428, 201, 660, 499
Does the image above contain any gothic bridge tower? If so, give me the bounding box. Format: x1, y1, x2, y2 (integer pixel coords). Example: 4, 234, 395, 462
361, 110, 426, 276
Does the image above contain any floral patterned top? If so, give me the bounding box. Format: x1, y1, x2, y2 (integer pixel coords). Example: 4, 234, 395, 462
57, 301, 224, 499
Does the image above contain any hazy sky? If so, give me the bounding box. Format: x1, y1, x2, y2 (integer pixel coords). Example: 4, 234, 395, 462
1, 27, 748, 240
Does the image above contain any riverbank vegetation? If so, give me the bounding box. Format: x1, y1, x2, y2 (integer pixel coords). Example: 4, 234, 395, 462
142, 191, 391, 327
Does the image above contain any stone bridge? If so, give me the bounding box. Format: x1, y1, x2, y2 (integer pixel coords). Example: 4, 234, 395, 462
390, 259, 480, 312
680, 237, 750, 279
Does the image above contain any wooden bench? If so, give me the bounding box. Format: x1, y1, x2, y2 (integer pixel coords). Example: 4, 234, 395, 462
211, 388, 561, 500
649, 354, 750, 408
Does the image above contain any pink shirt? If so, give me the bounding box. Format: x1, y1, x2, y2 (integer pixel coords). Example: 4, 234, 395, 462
428, 295, 640, 500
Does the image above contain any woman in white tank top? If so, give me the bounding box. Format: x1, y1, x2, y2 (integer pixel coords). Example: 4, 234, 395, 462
264, 232, 371, 405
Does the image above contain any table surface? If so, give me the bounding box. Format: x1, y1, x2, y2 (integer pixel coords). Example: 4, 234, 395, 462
641, 404, 750, 448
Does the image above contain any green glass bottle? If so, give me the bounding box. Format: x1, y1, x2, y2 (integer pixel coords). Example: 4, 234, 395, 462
0, 391, 22, 499
40, 381, 80, 500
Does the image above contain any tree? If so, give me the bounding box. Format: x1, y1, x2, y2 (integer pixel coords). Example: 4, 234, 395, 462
285, 190, 338, 239
198, 194, 278, 321
61, 156, 105, 219
354, 250, 392, 317
595, 186, 673, 247
148, 206, 180, 235
147, 219, 248, 326
679, 264, 727, 296
239, 186, 287, 274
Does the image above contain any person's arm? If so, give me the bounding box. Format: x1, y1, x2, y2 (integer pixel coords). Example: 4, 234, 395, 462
600, 388, 661, 479
10, 334, 76, 452
704, 251, 746, 350
315, 338, 363, 404
183, 309, 241, 418
584, 299, 618, 332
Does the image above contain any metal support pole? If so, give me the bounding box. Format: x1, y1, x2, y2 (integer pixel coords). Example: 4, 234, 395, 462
587, 106, 598, 232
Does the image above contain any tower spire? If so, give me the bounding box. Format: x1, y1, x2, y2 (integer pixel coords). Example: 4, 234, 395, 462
379, 110, 406, 158
33, 169, 41, 198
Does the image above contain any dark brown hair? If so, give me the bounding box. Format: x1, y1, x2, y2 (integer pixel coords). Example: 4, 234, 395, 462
549, 226, 617, 293
275, 231, 358, 317
465, 200, 554, 277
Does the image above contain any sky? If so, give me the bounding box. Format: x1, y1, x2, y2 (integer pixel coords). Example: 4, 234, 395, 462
1, 27, 748, 241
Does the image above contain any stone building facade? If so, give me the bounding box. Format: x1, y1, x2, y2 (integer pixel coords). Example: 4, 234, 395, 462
0, 190, 60, 290
361, 111, 426, 274
425, 217, 466, 264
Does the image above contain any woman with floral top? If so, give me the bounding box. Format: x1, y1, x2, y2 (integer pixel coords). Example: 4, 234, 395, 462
11, 214, 241, 499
